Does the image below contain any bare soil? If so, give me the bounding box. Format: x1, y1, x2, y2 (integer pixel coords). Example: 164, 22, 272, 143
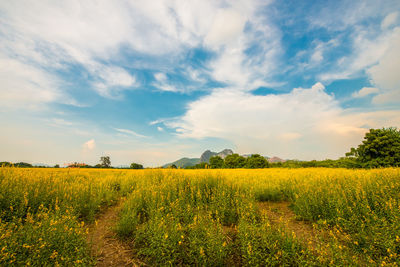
87, 200, 143, 267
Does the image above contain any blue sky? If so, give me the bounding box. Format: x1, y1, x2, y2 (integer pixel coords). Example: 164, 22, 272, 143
1, 0, 400, 166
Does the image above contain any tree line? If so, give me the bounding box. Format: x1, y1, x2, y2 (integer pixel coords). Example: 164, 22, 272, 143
184, 127, 400, 169
1, 127, 399, 169
185, 154, 269, 169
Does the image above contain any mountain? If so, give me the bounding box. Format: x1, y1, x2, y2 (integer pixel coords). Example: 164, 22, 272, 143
163, 157, 200, 168
200, 149, 234, 163
267, 156, 286, 163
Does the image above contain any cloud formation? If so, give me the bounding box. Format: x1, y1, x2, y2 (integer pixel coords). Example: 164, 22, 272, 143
352, 87, 380, 98
114, 128, 148, 138
82, 139, 96, 151
167, 83, 400, 159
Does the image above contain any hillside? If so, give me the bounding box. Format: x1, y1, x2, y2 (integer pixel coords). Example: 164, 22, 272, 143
162, 157, 200, 168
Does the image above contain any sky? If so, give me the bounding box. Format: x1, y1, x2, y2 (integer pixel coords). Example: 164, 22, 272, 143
1, 0, 400, 167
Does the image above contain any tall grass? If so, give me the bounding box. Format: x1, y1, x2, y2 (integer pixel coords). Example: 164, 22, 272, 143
0, 167, 141, 266
1, 167, 399, 265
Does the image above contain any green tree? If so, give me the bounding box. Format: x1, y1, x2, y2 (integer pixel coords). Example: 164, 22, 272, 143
224, 154, 246, 168
245, 154, 269, 168
100, 156, 111, 168
209, 156, 224, 168
14, 162, 33, 168
346, 127, 400, 167
130, 163, 144, 169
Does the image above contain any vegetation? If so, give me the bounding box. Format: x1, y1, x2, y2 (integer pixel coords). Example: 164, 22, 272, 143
209, 155, 224, 168
346, 127, 400, 167
130, 163, 143, 169
1, 167, 400, 265
163, 158, 201, 168
0, 162, 33, 168
0, 167, 139, 265
100, 156, 111, 168
245, 154, 269, 168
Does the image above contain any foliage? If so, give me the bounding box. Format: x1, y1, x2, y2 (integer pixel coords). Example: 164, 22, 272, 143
185, 162, 208, 169
2, 167, 400, 265
209, 156, 224, 169
116, 173, 259, 265
130, 163, 144, 169
0, 167, 140, 266
100, 156, 111, 168
224, 154, 246, 168
0, 162, 33, 168
346, 127, 400, 167
270, 158, 360, 169
245, 154, 269, 169
163, 158, 200, 168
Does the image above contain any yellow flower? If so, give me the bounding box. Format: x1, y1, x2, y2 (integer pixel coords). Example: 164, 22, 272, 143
199, 247, 204, 256
50, 251, 58, 259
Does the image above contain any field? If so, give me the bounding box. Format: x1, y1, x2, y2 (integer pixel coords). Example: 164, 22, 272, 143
1, 167, 400, 266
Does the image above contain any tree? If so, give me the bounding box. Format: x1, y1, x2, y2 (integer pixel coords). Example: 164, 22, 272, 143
14, 162, 33, 168
245, 154, 269, 168
130, 163, 144, 169
224, 154, 246, 168
346, 127, 400, 167
209, 156, 224, 168
170, 164, 178, 169
100, 156, 111, 168
54, 164, 60, 168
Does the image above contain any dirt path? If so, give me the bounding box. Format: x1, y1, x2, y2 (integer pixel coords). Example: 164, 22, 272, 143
257, 201, 325, 249
87, 199, 142, 267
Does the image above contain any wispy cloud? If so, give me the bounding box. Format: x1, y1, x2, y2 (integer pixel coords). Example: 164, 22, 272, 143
114, 128, 148, 138
352, 87, 380, 98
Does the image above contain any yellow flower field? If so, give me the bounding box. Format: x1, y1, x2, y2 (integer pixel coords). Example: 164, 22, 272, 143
1, 167, 399, 266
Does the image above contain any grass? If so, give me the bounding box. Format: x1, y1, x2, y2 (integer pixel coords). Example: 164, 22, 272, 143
0, 167, 399, 265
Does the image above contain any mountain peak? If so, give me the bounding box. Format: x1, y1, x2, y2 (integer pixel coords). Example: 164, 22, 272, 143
200, 149, 234, 163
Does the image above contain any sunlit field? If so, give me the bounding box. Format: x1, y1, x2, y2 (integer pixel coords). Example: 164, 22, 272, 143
1, 167, 399, 266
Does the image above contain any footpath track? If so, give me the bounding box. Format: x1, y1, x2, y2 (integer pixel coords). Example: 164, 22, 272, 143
87, 199, 143, 267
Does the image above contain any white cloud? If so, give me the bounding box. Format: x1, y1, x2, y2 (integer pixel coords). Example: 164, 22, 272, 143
114, 128, 148, 138
152, 72, 181, 92
154, 73, 167, 82
352, 87, 380, 98
204, 9, 246, 48
167, 82, 400, 159
91, 65, 137, 98
382, 12, 398, 29
0, 0, 282, 100
82, 139, 96, 151
0, 56, 75, 109
368, 27, 400, 104
157, 126, 164, 132
0, 0, 227, 100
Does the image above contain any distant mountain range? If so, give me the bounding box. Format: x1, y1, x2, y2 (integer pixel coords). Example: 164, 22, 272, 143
163, 149, 286, 168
